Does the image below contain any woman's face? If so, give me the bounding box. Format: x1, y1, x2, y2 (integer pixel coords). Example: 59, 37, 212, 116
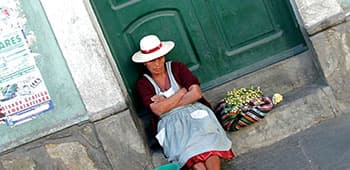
144, 56, 166, 76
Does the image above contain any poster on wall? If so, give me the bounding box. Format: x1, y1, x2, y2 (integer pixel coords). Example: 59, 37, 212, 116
0, 29, 54, 127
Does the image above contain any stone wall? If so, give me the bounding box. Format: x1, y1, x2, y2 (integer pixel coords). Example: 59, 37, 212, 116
0, 111, 152, 170
294, 0, 350, 112
0, 123, 111, 170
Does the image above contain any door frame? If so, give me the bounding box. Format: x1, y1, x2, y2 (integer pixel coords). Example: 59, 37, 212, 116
84, 0, 134, 105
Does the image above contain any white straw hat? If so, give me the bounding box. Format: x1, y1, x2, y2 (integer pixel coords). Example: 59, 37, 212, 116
131, 35, 175, 63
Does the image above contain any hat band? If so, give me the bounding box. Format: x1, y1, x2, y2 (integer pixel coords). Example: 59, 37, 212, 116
141, 43, 162, 54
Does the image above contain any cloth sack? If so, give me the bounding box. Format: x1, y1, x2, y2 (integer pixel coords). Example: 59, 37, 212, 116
214, 96, 273, 131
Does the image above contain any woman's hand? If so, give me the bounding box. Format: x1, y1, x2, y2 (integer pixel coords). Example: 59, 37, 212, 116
151, 88, 187, 103
177, 85, 202, 106
151, 95, 166, 103
178, 87, 188, 96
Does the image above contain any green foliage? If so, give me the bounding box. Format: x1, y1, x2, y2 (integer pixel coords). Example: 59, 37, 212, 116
224, 86, 263, 112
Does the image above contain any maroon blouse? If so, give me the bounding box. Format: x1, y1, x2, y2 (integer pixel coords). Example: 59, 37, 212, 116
136, 61, 211, 114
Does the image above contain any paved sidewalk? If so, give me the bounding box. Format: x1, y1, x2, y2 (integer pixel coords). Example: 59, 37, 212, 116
223, 113, 350, 170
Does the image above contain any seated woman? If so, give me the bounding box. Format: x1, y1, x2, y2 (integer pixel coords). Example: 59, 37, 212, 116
132, 35, 234, 170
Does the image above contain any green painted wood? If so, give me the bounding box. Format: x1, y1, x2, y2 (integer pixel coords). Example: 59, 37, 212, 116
0, 0, 87, 152
338, 0, 350, 9
90, 0, 306, 110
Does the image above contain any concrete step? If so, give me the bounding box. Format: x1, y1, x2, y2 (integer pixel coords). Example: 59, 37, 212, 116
151, 83, 341, 168
150, 50, 340, 168
227, 83, 340, 156
203, 50, 321, 106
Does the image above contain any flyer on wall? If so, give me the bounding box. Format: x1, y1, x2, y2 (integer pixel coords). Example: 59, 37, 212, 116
0, 29, 54, 127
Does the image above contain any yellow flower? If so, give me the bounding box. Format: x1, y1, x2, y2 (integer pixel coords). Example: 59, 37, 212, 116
272, 93, 283, 105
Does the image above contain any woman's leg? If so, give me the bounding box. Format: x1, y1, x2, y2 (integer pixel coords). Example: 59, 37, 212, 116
205, 155, 220, 170
191, 162, 207, 170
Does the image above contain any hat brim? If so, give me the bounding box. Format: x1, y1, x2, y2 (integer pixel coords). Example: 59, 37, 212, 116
132, 41, 175, 63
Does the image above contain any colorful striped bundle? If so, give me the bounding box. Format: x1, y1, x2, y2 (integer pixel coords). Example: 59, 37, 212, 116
214, 87, 280, 131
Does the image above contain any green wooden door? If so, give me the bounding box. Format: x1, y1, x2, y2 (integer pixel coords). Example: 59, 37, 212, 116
90, 0, 306, 107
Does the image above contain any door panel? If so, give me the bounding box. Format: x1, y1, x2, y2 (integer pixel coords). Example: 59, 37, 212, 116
211, 0, 277, 49
188, 0, 306, 88
90, 0, 306, 109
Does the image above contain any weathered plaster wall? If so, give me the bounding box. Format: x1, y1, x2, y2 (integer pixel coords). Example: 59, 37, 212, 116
38, 0, 151, 169
0, 0, 152, 169
39, 0, 127, 120
0, 0, 90, 153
